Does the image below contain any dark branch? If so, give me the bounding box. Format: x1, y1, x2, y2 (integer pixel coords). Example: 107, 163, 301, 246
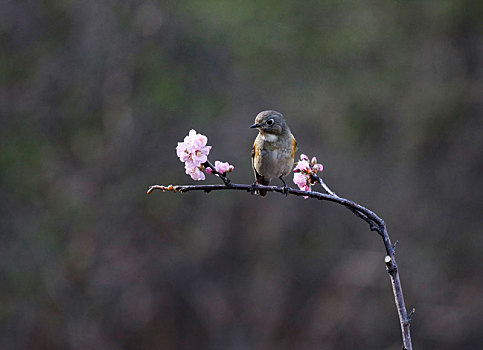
148, 182, 384, 230
147, 180, 413, 350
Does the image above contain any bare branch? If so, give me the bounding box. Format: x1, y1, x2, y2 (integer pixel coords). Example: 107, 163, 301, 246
147, 181, 413, 350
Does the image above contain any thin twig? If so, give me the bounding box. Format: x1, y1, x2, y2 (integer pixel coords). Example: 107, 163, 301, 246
311, 174, 381, 233
204, 160, 232, 186
147, 181, 413, 350
312, 174, 338, 197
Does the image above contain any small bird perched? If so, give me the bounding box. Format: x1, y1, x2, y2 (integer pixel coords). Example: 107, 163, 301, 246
250, 110, 297, 196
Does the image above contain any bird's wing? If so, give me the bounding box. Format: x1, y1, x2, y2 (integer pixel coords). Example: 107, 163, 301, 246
291, 134, 297, 158
251, 140, 262, 182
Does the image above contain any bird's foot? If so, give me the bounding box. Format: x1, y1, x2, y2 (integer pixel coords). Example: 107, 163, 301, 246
250, 181, 258, 195
282, 184, 289, 196
279, 176, 289, 196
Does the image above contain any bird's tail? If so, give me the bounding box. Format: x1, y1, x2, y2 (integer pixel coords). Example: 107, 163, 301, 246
257, 178, 270, 197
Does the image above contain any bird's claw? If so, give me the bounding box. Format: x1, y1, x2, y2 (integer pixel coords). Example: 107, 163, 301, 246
279, 176, 289, 196
282, 184, 289, 196
250, 181, 258, 195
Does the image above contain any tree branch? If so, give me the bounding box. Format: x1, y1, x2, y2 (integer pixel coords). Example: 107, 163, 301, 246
147, 181, 413, 350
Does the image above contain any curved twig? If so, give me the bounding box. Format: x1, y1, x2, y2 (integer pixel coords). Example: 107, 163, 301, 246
147, 181, 413, 349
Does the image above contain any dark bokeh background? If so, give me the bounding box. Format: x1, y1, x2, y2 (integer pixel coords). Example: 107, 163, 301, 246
1, 1, 482, 349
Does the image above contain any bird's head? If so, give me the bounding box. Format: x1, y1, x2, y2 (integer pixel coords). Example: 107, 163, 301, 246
250, 110, 288, 135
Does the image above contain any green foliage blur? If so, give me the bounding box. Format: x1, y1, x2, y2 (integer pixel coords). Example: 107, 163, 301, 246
1, 1, 482, 349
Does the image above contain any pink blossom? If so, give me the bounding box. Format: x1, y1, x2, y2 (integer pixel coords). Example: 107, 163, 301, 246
187, 129, 208, 149
191, 147, 210, 165
214, 161, 234, 174
176, 142, 191, 163
293, 154, 323, 175
293, 172, 308, 187
176, 130, 237, 181
293, 160, 310, 173
313, 163, 323, 172
206, 161, 235, 176
177, 129, 212, 180
300, 154, 309, 162
186, 130, 211, 165
292, 153, 324, 198
185, 163, 205, 181
176, 129, 211, 167
310, 156, 323, 173
293, 172, 311, 198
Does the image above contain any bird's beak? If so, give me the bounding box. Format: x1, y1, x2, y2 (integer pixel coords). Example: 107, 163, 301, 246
250, 123, 260, 129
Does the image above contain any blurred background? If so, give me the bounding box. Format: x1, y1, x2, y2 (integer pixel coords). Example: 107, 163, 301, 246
1, 1, 482, 349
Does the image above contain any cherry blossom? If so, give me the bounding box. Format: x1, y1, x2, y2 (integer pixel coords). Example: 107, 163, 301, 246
176, 130, 235, 181
176, 129, 211, 167
206, 161, 234, 175
293, 154, 323, 198
176, 129, 212, 181
185, 163, 205, 181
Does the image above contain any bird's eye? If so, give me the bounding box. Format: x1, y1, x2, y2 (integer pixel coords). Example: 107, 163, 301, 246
266, 118, 274, 126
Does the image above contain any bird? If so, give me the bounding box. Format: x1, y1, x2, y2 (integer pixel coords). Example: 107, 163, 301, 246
250, 110, 297, 196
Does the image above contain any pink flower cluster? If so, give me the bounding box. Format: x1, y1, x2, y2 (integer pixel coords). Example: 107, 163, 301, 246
176, 129, 212, 180
293, 154, 323, 197
176, 129, 234, 181
206, 161, 234, 176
